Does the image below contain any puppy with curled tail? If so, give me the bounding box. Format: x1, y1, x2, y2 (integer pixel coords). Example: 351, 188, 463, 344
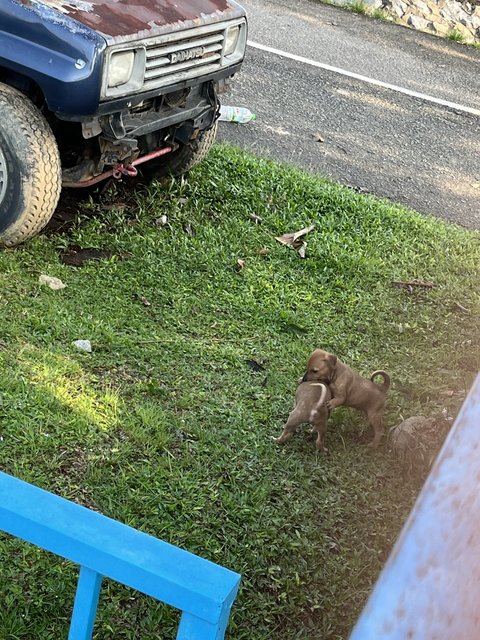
302, 349, 390, 448
274, 381, 332, 454
369, 370, 390, 392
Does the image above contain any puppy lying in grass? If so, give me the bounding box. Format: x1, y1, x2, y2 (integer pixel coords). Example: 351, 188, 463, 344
274, 381, 332, 453
302, 349, 390, 448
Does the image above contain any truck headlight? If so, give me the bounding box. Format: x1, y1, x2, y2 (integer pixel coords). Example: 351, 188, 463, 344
107, 51, 135, 88
224, 25, 240, 56
102, 47, 146, 98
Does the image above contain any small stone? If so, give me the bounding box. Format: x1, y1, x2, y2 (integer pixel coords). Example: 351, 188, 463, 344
73, 340, 92, 353
389, 415, 451, 473
39, 275, 67, 290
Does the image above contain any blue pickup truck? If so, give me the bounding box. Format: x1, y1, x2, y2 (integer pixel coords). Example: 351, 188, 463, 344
0, 0, 247, 246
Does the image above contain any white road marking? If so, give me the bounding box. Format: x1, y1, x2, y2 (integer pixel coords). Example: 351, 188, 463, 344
247, 40, 480, 118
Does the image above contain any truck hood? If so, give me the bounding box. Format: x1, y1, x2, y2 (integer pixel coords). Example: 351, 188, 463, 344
29, 0, 245, 43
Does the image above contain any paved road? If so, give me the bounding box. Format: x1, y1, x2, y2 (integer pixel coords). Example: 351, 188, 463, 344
218, 0, 480, 228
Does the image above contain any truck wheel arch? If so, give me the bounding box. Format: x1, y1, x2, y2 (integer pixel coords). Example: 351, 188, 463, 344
0, 82, 61, 247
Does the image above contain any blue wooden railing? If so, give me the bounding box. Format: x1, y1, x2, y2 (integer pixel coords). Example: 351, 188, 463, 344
350, 373, 480, 639
0, 473, 240, 639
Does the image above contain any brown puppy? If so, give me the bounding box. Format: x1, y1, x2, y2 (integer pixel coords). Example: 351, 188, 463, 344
302, 349, 390, 448
274, 381, 332, 453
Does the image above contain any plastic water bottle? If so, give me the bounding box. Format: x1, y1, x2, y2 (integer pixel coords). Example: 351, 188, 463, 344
218, 105, 256, 123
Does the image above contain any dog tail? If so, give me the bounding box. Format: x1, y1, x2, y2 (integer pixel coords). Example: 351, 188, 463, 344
309, 383, 328, 423
370, 370, 390, 392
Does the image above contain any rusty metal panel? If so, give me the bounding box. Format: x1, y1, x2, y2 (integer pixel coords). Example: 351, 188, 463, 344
350, 373, 480, 640
15, 0, 246, 43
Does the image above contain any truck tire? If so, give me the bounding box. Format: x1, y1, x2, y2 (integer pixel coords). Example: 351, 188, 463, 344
0, 83, 61, 247
145, 123, 218, 179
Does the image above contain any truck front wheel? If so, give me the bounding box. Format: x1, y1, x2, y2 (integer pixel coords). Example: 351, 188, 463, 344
144, 123, 218, 179
0, 83, 61, 247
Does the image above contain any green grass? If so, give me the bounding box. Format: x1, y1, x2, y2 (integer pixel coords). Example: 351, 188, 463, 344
341, 0, 392, 21
446, 29, 465, 43
370, 6, 392, 21
0, 143, 479, 639
345, 0, 368, 14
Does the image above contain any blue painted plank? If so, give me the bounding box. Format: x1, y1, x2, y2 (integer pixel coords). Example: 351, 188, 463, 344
177, 612, 227, 640
68, 566, 102, 640
177, 573, 240, 639
350, 373, 480, 640
0, 472, 240, 625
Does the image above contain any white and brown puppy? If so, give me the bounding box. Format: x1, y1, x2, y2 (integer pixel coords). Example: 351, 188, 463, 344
274, 381, 332, 453
302, 349, 390, 448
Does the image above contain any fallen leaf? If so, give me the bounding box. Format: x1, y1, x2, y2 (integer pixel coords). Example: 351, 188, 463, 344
249, 213, 263, 224
453, 301, 470, 313
293, 225, 314, 241
326, 537, 340, 554
237, 259, 246, 269
283, 322, 308, 335
257, 248, 270, 255
275, 224, 315, 256
39, 275, 66, 290
133, 293, 151, 306
312, 132, 325, 143
245, 359, 265, 372
392, 280, 435, 292
155, 215, 168, 226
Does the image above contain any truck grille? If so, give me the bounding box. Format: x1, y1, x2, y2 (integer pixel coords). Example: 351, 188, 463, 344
143, 28, 225, 92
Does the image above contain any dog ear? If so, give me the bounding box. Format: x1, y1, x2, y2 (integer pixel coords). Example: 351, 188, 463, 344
326, 353, 337, 367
